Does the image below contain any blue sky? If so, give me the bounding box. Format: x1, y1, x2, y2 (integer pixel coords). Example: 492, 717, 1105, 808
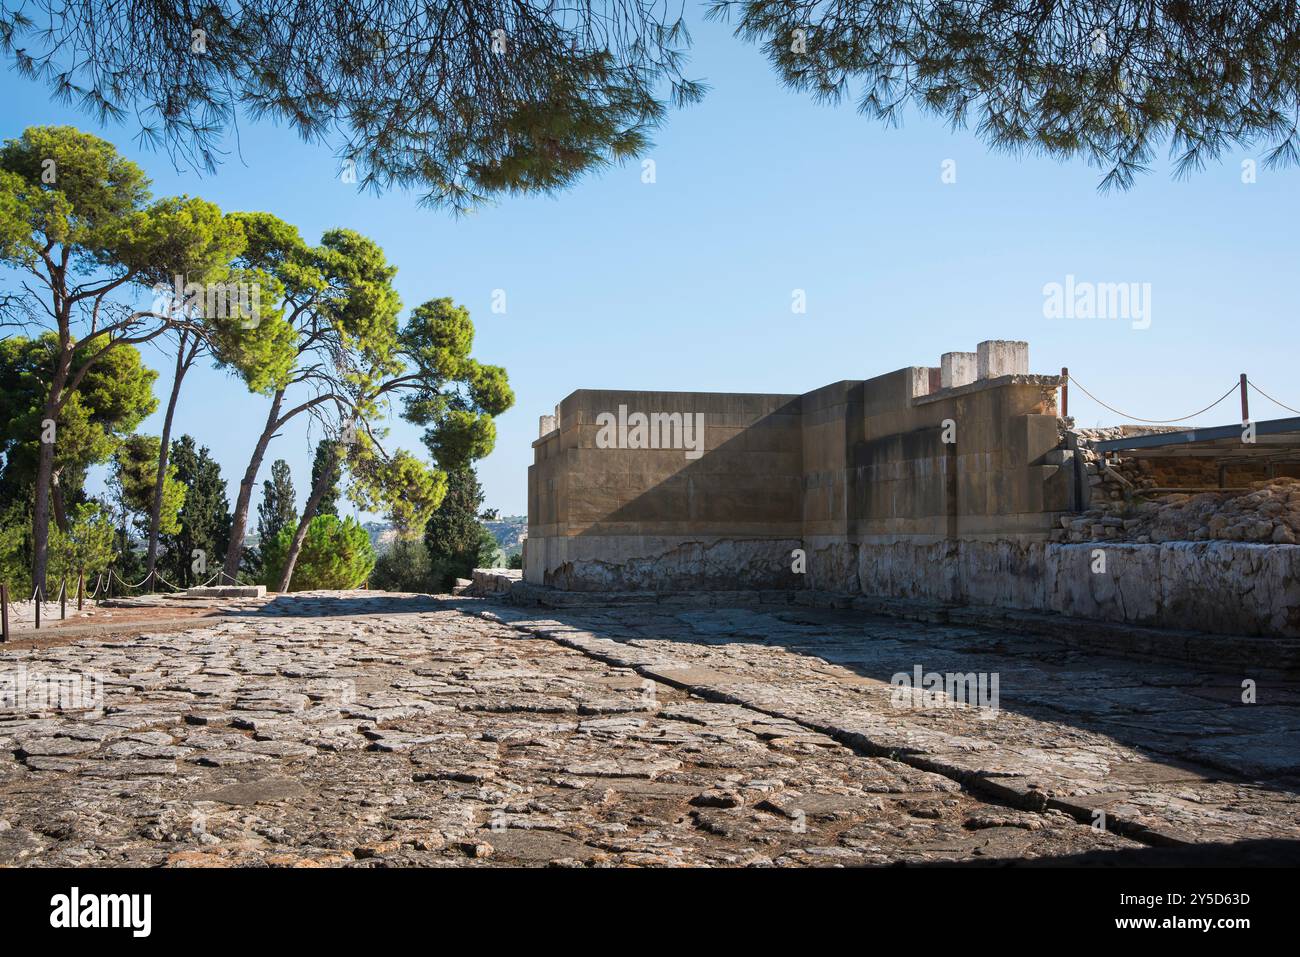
2, 15, 1296, 518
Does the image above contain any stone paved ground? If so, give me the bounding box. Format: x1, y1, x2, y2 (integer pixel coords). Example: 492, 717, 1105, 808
1, 592, 1295, 867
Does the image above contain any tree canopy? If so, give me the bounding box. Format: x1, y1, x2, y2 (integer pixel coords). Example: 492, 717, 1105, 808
110, 434, 186, 538
4, 4, 1299, 192
0, 125, 517, 592
0, 125, 264, 589
310, 439, 344, 517
0, 1, 703, 211
708, 0, 1300, 189
0, 334, 158, 520
260, 513, 376, 591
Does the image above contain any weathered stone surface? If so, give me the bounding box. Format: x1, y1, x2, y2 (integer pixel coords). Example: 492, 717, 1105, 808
186, 585, 267, 598
2, 590, 1294, 868
192, 778, 311, 805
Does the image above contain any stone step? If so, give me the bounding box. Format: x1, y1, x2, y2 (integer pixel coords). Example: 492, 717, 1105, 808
185, 585, 267, 598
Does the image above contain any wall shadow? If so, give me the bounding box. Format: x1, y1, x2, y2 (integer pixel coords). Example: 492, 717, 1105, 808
528, 601, 1300, 806
224, 592, 448, 619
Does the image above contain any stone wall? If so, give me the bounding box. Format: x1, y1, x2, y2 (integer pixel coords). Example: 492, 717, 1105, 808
525, 342, 1299, 637
812, 538, 1300, 637
527, 341, 1066, 591
526, 389, 804, 590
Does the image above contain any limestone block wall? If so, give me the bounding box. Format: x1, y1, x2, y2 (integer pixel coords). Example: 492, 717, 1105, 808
526, 389, 804, 590
527, 343, 1067, 592
525, 342, 1299, 637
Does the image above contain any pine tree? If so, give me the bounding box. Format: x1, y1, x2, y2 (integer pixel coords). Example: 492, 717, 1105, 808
423, 468, 499, 590
1, 3, 701, 211
162, 436, 232, 587
310, 440, 343, 517
256, 460, 298, 551
0, 126, 247, 591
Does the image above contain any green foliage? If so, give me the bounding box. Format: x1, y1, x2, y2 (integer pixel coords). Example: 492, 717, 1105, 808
346, 442, 447, 537
0, 125, 149, 259
475, 525, 507, 570
200, 260, 297, 397
398, 298, 515, 471
423, 468, 500, 590
48, 501, 116, 585
0, 125, 286, 589
310, 440, 344, 517
111, 434, 185, 536
0, 334, 159, 510
369, 538, 434, 593
0, 501, 32, 593
0, 5, 703, 211
256, 459, 298, 548
507, 551, 524, 570
160, 436, 231, 587
0, 500, 115, 594
0, 127, 244, 279
709, 1, 1300, 189
260, 514, 376, 591
14, 5, 1300, 196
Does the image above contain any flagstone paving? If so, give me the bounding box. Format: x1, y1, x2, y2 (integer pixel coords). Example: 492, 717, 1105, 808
0, 591, 1295, 867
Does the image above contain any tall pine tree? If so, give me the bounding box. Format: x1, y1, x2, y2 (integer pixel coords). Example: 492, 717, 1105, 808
161, 436, 232, 586
256, 460, 298, 549
423, 468, 499, 590
310, 440, 343, 518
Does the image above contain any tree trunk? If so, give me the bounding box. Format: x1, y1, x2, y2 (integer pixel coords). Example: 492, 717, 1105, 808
30, 340, 72, 595
50, 471, 69, 533
30, 426, 56, 596
146, 335, 195, 581
222, 389, 285, 581
276, 441, 342, 592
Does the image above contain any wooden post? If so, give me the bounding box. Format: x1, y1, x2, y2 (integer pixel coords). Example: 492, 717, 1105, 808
60, 577, 67, 620
77, 569, 84, 611
1061, 367, 1069, 417
1240, 373, 1249, 423
1, 583, 8, 642
34, 586, 40, 630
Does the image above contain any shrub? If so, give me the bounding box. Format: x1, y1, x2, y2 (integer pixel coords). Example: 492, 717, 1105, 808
370, 538, 433, 593
261, 514, 375, 591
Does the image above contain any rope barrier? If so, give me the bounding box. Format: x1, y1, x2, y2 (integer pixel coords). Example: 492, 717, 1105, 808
1246, 380, 1300, 416
1065, 375, 1240, 424
115, 570, 157, 590
152, 574, 188, 592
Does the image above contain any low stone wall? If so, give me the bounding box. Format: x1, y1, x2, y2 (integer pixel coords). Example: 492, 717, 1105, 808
468, 568, 523, 596
808, 538, 1300, 637
529, 535, 802, 591
521, 534, 1298, 637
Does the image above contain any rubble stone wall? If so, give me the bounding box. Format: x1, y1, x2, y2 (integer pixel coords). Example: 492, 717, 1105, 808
809, 538, 1300, 637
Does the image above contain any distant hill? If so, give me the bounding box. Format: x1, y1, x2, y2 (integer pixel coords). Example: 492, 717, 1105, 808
362, 521, 400, 554
361, 516, 526, 556
485, 517, 527, 556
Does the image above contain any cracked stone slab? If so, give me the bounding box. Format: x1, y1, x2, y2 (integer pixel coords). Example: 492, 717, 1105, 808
0, 590, 1246, 868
